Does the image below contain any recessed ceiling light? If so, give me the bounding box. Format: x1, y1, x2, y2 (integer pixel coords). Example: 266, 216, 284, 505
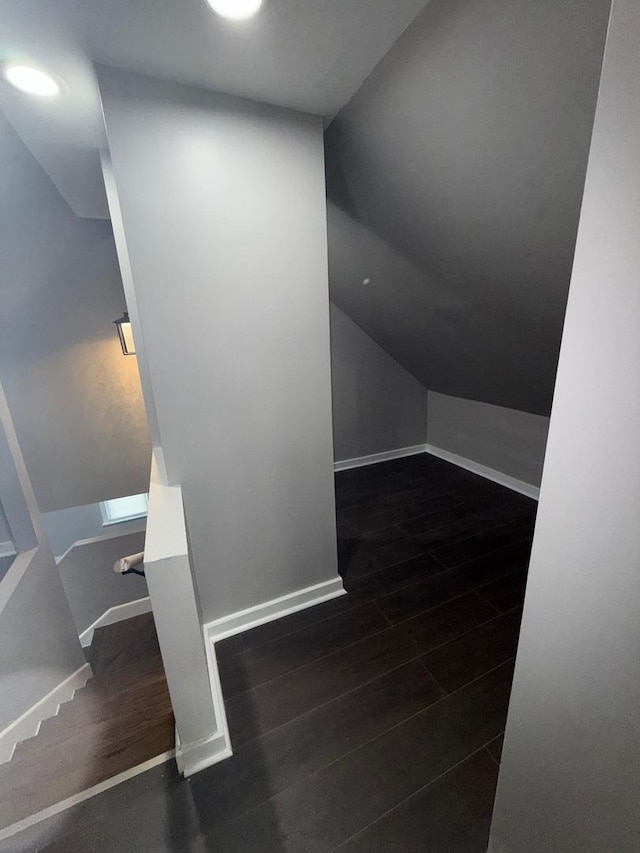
206, 0, 263, 20
3, 64, 61, 97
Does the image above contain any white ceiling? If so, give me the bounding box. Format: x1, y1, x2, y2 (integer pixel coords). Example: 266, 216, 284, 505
0, 0, 429, 218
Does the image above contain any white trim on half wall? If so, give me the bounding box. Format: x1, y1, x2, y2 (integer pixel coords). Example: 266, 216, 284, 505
0, 663, 92, 765
79, 597, 152, 648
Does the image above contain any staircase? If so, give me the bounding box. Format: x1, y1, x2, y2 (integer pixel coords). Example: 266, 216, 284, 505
0, 613, 175, 831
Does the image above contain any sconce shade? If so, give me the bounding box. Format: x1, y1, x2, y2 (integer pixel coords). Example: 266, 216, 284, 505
114, 312, 136, 355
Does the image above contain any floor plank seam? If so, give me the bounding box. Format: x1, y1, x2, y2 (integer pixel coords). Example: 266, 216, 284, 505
416, 657, 449, 695
228, 657, 436, 749
215, 594, 373, 662
485, 745, 501, 768
372, 566, 524, 625
223, 590, 523, 705
474, 588, 503, 614
431, 535, 532, 573
225, 659, 517, 827
325, 740, 502, 853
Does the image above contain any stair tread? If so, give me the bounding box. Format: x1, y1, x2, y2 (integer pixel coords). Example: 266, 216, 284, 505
11, 676, 172, 764
0, 613, 174, 831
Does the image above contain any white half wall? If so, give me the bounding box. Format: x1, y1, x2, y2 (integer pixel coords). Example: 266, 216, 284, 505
145, 450, 229, 776
489, 2, 640, 849
99, 67, 340, 623
427, 391, 549, 489
330, 303, 428, 462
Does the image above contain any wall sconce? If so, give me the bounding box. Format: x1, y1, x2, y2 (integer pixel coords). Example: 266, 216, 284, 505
113, 312, 136, 356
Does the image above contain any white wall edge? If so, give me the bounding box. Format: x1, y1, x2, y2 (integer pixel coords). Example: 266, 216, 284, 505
79, 597, 152, 648
0, 541, 16, 558
334, 444, 427, 472
0, 662, 92, 765
425, 444, 540, 500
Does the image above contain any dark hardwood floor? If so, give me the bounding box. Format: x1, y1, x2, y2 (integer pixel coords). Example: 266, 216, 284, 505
3, 454, 535, 853
0, 613, 174, 834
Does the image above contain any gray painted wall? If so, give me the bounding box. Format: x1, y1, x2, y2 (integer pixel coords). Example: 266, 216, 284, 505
99, 67, 339, 623
326, 0, 611, 415
0, 381, 85, 732
44, 502, 145, 559
0, 115, 151, 513
427, 392, 549, 488
0, 546, 87, 730
57, 530, 147, 635
489, 1, 640, 849
0, 504, 11, 545
330, 303, 427, 461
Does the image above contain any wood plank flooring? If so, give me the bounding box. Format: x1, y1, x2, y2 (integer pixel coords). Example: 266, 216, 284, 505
3, 454, 535, 853
0, 613, 174, 833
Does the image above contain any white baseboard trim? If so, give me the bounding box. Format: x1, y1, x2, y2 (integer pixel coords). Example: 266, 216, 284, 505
0, 541, 16, 558
425, 444, 540, 500
196, 576, 346, 773
175, 729, 232, 778
79, 597, 152, 648
0, 750, 174, 843
204, 576, 346, 642
334, 444, 427, 472
0, 663, 92, 765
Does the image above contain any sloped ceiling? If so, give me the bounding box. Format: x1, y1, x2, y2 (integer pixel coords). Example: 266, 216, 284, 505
0, 0, 430, 217
325, 0, 611, 416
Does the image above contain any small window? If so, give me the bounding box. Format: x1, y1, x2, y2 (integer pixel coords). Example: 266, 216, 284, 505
100, 493, 149, 526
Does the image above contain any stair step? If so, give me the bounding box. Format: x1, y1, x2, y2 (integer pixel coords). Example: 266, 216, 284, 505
8, 698, 174, 772
0, 715, 174, 826
15, 673, 171, 762
0, 611, 175, 831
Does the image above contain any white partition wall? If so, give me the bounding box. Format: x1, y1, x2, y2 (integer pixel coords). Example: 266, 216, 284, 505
99, 66, 341, 707
489, 1, 640, 850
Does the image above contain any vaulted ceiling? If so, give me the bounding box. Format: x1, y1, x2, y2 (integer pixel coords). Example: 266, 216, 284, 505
1, 0, 612, 415
0, 0, 429, 216
325, 0, 611, 415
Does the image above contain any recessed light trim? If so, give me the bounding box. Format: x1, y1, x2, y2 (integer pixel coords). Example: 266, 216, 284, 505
206, 0, 263, 20
3, 64, 61, 97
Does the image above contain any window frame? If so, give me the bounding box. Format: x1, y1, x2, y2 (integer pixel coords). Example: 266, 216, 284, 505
99, 493, 149, 526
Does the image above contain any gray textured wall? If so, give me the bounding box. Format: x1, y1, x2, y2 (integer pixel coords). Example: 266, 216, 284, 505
0, 115, 151, 513
99, 67, 340, 623
489, 1, 640, 849
330, 303, 427, 461
57, 530, 147, 635
427, 392, 549, 488
326, 0, 611, 415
